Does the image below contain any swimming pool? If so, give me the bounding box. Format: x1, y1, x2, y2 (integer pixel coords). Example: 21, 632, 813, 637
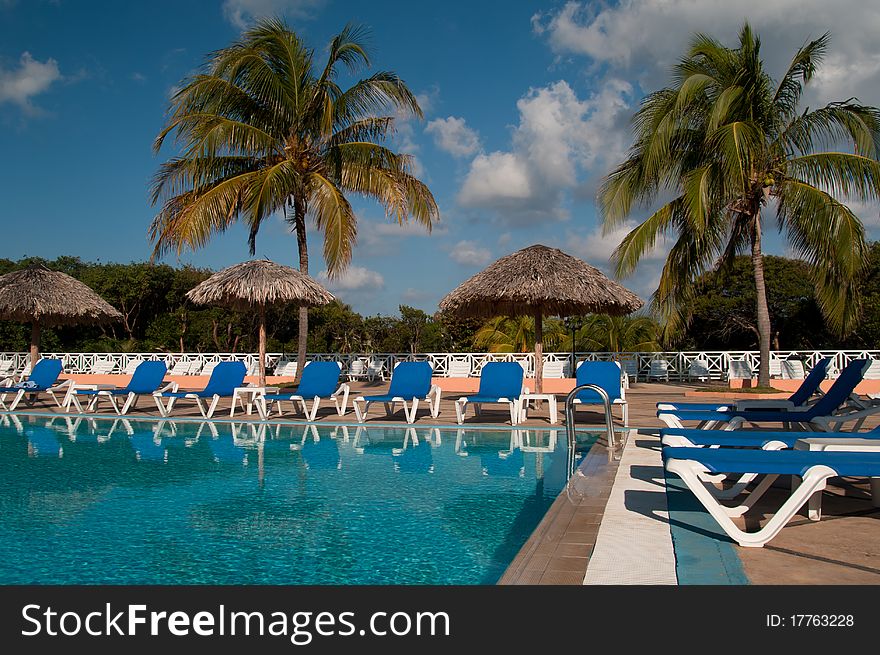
0, 414, 590, 584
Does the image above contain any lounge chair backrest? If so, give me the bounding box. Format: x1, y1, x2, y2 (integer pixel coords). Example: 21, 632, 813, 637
689, 358, 710, 380
781, 359, 805, 379
125, 360, 168, 394
542, 360, 566, 378
25, 359, 63, 390
575, 361, 623, 403
807, 358, 869, 417
477, 362, 524, 399
201, 361, 247, 396
123, 358, 144, 375
90, 357, 116, 374
863, 359, 880, 380
387, 361, 433, 398
296, 361, 342, 398
447, 358, 471, 377
787, 358, 829, 406
728, 359, 753, 379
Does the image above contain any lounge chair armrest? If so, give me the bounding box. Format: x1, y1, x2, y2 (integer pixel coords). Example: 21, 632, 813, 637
155, 382, 178, 394
332, 383, 350, 398
734, 399, 796, 411
814, 404, 880, 431
428, 384, 442, 398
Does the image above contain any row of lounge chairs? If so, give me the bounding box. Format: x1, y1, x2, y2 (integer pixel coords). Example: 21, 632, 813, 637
657, 358, 880, 547
1, 357, 632, 426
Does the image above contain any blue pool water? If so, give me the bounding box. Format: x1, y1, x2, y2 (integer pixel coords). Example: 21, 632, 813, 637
0, 415, 589, 585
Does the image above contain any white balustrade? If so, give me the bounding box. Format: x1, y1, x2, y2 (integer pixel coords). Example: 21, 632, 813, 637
4, 349, 879, 381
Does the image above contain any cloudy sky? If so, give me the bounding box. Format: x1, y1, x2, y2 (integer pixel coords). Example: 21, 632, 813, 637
2, 0, 880, 315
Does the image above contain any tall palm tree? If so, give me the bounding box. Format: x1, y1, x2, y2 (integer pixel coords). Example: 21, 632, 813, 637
600, 23, 880, 385
150, 19, 438, 380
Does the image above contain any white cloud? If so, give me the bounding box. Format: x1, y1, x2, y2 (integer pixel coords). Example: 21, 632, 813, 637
563, 221, 669, 303
425, 116, 481, 157
0, 52, 62, 113
566, 221, 669, 267
317, 266, 384, 291
222, 0, 325, 29
449, 240, 492, 266
456, 80, 635, 223
458, 151, 533, 206
533, 1, 880, 106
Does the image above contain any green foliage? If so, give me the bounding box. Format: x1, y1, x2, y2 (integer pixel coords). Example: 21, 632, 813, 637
678, 245, 880, 350
0, 260, 463, 354
564, 314, 661, 353
473, 316, 566, 353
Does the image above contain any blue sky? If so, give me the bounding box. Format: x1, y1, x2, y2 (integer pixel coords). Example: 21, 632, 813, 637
2, 0, 880, 316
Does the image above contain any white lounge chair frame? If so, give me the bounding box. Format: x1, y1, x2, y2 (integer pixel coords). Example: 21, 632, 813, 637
70, 381, 177, 415
153, 383, 239, 419
666, 455, 844, 547
454, 388, 527, 426
257, 384, 351, 421
0, 378, 73, 411
353, 386, 442, 424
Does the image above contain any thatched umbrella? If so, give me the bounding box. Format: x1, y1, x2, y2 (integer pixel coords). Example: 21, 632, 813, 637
186, 259, 334, 386
438, 244, 643, 393
0, 263, 123, 369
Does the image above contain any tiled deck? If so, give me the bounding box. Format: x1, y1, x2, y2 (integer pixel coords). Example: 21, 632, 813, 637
7, 378, 880, 584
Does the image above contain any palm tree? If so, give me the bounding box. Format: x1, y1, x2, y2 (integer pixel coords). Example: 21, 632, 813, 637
600, 23, 880, 385
564, 314, 660, 353
473, 316, 566, 353
150, 19, 438, 380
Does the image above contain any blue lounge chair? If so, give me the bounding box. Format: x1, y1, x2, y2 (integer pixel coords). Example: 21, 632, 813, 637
658, 358, 831, 413
571, 360, 628, 426
454, 362, 525, 425
0, 358, 69, 411
257, 361, 349, 421
663, 445, 880, 547
352, 361, 441, 424
69, 360, 171, 415
657, 359, 870, 430
154, 361, 247, 418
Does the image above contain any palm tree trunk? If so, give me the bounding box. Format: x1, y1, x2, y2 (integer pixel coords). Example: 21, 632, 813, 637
751, 213, 772, 387
30, 320, 40, 370
534, 309, 544, 395
258, 304, 267, 387
293, 197, 308, 385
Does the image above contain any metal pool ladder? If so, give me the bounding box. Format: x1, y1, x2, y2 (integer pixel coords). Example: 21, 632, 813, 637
564, 384, 616, 477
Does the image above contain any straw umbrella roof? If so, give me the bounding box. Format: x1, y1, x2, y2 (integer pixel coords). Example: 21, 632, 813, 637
186, 259, 335, 311
186, 259, 334, 387
0, 263, 122, 326
438, 244, 643, 318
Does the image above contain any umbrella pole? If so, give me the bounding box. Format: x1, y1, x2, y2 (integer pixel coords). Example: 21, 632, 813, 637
258, 305, 267, 387
534, 308, 543, 395
30, 320, 40, 370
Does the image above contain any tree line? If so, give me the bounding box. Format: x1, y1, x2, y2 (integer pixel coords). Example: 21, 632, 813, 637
2, 248, 880, 355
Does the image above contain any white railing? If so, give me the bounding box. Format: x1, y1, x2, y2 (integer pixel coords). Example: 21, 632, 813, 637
3, 350, 880, 381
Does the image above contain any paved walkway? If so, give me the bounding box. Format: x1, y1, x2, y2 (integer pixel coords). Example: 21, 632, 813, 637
583, 430, 678, 585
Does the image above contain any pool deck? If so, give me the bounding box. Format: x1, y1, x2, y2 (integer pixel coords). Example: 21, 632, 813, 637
6, 379, 880, 585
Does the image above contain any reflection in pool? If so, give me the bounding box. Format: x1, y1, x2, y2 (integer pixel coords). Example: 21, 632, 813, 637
0, 414, 591, 584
